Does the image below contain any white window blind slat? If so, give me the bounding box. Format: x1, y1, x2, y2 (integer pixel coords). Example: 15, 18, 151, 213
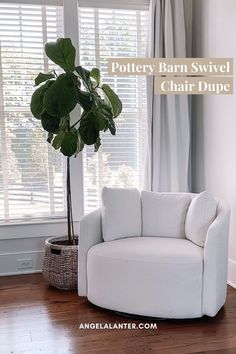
79, 7, 148, 214
0, 3, 66, 222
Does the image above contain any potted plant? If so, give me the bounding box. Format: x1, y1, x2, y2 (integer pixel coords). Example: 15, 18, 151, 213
30, 38, 122, 290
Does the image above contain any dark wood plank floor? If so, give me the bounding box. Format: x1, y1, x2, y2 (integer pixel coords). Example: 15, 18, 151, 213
0, 274, 236, 354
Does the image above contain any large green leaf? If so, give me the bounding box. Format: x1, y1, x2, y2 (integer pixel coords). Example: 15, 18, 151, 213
96, 98, 113, 117
41, 112, 61, 133
107, 117, 116, 135
95, 97, 114, 132
79, 111, 99, 145
45, 38, 75, 72
39, 80, 55, 102
76, 132, 85, 155
30, 81, 54, 119
60, 130, 78, 157
52, 131, 65, 150
90, 68, 100, 86
102, 84, 122, 118
47, 132, 54, 143
35, 72, 55, 86
75, 66, 92, 91
77, 90, 94, 111
43, 73, 78, 117
30, 85, 45, 119
94, 137, 101, 152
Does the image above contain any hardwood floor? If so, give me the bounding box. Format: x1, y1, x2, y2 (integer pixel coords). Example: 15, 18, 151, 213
0, 274, 236, 354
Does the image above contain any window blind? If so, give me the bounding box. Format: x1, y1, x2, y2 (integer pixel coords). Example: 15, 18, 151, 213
78, 0, 149, 11
79, 7, 148, 213
0, 3, 66, 222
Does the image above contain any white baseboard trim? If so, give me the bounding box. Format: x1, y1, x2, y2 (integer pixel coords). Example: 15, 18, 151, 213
228, 280, 236, 289
0, 250, 44, 276
0, 270, 42, 277
228, 258, 236, 289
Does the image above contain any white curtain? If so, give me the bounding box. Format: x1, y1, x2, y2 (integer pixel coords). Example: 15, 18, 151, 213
144, 0, 192, 192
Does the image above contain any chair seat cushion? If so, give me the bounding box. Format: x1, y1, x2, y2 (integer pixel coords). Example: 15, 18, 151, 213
87, 237, 203, 318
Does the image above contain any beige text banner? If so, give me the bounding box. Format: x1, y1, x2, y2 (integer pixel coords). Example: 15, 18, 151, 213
107, 58, 233, 76
154, 77, 233, 94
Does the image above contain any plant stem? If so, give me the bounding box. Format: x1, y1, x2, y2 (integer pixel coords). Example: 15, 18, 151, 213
69, 109, 92, 131
70, 117, 82, 130
69, 183, 75, 243
53, 69, 58, 77
66, 157, 73, 245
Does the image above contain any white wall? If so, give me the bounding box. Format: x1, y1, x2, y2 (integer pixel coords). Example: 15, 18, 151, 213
192, 0, 236, 287
0, 207, 82, 276
0, 221, 79, 276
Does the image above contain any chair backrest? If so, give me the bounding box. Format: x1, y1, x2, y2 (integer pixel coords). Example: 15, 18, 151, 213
101, 188, 220, 241
141, 191, 193, 238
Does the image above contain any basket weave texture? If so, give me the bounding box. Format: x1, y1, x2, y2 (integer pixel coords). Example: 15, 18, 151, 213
42, 236, 78, 290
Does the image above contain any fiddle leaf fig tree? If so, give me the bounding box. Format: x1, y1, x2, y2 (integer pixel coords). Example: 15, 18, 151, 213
30, 38, 122, 245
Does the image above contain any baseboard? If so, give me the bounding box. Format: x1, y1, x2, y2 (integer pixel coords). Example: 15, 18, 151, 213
0, 270, 42, 276
0, 250, 44, 276
228, 258, 236, 289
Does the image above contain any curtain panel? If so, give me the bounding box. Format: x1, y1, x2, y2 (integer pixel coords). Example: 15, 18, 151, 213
145, 0, 192, 192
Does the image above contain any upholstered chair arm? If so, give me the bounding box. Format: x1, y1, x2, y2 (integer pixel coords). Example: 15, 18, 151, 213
78, 208, 103, 296
202, 201, 230, 316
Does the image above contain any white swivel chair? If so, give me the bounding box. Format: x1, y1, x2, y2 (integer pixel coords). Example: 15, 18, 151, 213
78, 188, 230, 319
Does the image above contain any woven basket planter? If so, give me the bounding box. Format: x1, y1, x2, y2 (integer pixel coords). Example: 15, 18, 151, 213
42, 236, 78, 290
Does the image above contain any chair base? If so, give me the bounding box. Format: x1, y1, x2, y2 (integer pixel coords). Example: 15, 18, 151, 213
114, 310, 167, 321
88, 300, 207, 321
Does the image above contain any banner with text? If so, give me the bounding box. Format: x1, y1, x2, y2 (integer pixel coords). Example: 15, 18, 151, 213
107, 58, 233, 94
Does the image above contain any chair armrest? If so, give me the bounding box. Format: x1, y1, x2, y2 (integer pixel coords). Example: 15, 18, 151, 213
78, 208, 103, 296
202, 201, 230, 316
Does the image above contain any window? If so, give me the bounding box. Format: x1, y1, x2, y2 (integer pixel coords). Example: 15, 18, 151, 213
79, 7, 148, 213
0, 3, 66, 222
0, 1, 148, 223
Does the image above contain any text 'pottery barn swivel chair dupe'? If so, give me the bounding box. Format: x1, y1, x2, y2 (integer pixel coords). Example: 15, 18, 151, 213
78, 188, 230, 319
